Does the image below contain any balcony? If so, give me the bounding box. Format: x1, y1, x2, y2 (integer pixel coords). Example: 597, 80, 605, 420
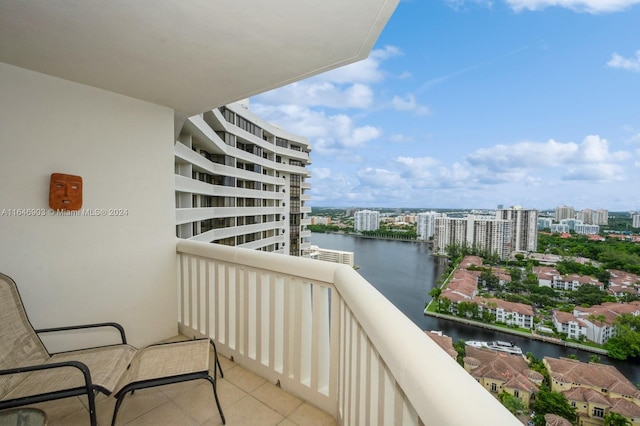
172, 240, 519, 425
6, 241, 520, 425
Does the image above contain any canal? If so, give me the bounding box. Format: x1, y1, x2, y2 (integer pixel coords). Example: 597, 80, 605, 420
309, 232, 640, 384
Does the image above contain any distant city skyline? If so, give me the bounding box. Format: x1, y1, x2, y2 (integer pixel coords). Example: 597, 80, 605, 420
250, 0, 640, 211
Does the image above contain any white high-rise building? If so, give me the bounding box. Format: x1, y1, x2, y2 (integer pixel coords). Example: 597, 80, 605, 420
633, 214, 640, 229
555, 205, 575, 222
496, 206, 538, 253
595, 209, 609, 226
433, 215, 512, 259
417, 211, 441, 240
354, 210, 380, 231
574, 224, 600, 235
537, 217, 553, 230
175, 100, 312, 256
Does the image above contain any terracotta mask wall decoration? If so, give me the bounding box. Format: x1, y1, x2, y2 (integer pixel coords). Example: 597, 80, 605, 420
49, 173, 83, 211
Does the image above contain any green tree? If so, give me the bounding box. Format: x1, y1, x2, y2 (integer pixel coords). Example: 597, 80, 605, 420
429, 287, 442, 311
498, 392, 527, 415
605, 314, 640, 360
480, 269, 500, 290
604, 411, 631, 426
453, 340, 466, 366
530, 386, 577, 426
573, 284, 610, 306
440, 298, 452, 314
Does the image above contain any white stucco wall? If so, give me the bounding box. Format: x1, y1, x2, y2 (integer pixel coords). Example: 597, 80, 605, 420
0, 62, 177, 348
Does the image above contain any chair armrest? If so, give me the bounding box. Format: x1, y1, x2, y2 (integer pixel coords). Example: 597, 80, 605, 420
1, 359, 92, 379
0, 361, 95, 410
35, 322, 127, 344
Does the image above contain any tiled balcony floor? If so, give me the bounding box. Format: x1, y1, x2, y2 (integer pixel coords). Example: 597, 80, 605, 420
8, 337, 337, 426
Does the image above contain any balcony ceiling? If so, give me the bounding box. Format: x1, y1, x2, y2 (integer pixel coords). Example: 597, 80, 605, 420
0, 0, 398, 118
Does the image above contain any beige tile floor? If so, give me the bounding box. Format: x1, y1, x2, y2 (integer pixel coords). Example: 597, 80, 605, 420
5, 338, 337, 426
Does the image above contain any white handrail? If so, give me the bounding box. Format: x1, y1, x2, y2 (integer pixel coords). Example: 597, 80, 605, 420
176, 239, 520, 425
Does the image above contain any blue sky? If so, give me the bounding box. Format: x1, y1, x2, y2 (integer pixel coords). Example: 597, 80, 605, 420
251, 0, 640, 211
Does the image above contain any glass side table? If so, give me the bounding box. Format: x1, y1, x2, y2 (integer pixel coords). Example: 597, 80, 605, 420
0, 408, 47, 426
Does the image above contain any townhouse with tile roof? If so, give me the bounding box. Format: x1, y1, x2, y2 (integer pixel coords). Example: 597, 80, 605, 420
552, 310, 588, 340
544, 357, 640, 426
463, 346, 543, 407
440, 268, 534, 328
573, 302, 640, 344
476, 297, 535, 329
424, 330, 458, 359
607, 270, 640, 299
551, 274, 604, 291
533, 265, 561, 288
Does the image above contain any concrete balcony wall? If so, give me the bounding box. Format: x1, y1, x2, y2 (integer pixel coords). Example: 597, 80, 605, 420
176, 240, 520, 425
0, 63, 178, 348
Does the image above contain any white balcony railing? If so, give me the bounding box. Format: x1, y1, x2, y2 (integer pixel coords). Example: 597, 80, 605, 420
176, 240, 520, 425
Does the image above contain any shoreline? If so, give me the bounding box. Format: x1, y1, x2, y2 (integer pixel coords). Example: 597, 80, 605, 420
424, 310, 609, 356
320, 230, 429, 244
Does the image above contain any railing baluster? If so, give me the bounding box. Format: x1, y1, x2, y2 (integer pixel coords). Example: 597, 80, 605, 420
176, 241, 521, 426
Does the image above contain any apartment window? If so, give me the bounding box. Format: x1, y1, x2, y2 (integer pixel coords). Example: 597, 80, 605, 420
513, 390, 519, 398
237, 115, 263, 138
490, 383, 497, 393
215, 131, 236, 147
276, 138, 288, 148
219, 106, 235, 124
593, 407, 604, 418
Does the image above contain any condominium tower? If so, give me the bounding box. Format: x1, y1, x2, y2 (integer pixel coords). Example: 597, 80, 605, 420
417, 211, 441, 240
175, 100, 311, 256
433, 215, 512, 259
496, 206, 539, 253
354, 210, 381, 231
555, 205, 575, 222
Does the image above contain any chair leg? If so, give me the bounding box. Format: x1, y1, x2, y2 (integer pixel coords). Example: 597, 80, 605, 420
206, 375, 226, 425
88, 391, 98, 426
209, 339, 224, 379
111, 394, 127, 426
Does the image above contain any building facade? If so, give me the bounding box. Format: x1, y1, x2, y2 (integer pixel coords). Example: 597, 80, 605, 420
307, 245, 355, 267
175, 100, 311, 256
496, 206, 539, 253
354, 210, 381, 232
555, 205, 575, 222
417, 211, 440, 240
434, 216, 512, 259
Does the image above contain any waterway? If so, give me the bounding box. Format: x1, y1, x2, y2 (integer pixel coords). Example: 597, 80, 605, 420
309, 232, 640, 384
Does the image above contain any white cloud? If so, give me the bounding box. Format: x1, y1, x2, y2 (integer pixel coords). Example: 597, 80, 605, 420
250, 103, 381, 154
579, 135, 629, 162
505, 0, 640, 12
607, 50, 640, 72
465, 135, 629, 172
389, 133, 413, 143
254, 81, 374, 109
321, 45, 402, 84
356, 167, 405, 188
466, 139, 578, 170
562, 164, 624, 181
391, 94, 430, 115
253, 45, 403, 110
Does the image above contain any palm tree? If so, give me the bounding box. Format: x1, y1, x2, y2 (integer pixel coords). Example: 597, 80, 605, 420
429, 287, 442, 311
499, 392, 527, 416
